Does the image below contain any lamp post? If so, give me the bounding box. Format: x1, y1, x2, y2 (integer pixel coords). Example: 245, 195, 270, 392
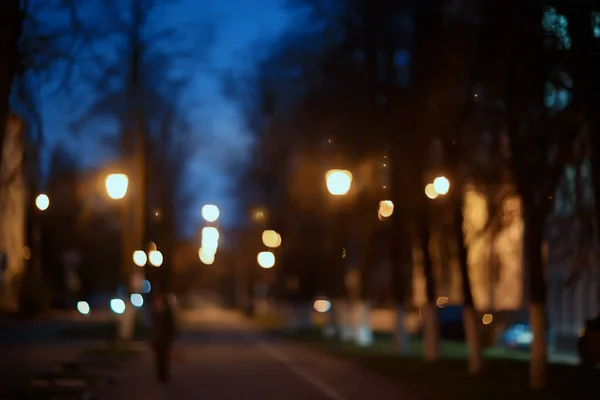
324, 169, 353, 340
31, 193, 49, 287
105, 173, 131, 285
105, 173, 136, 340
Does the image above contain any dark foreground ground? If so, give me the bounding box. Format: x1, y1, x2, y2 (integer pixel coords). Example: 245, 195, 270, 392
1, 308, 412, 400
1, 307, 597, 399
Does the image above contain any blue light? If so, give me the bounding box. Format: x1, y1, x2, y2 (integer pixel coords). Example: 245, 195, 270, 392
142, 280, 151, 294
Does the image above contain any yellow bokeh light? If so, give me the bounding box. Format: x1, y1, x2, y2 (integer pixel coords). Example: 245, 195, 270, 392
425, 183, 439, 199
199, 248, 215, 265
482, 313, 493, 325
378, 200, 394, 218
313, 299, 331, 313
262, 230, 281, 248
325, 169, 352, 196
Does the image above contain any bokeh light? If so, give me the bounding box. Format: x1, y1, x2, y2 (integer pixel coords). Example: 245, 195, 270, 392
148, 250, 163, 267
133, 250, 147, 267
105, 173, 129, 200
35, 194, 50, 211
110, 298, 126, 314
433, 176, 450, 195
130, 293, 144, 308
325, 169, 352, 196
425, 183, 439, 199
257, 251, 275, 269
313, 299, 331, 313
76, 301, 90, 315
262, 230, 282, 248
201, 204, 220, 222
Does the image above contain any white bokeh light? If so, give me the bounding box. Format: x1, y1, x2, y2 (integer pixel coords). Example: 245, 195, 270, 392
201, 204, 220, 222
76, 301, 90, 315
257, 251, 275, 269
130, 293, 144, 307
110, 298, 126, 314
148, 250, 163, 267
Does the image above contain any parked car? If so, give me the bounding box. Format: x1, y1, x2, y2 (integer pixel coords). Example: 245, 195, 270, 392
578, 315, 600, 367
497, 322, 533, 350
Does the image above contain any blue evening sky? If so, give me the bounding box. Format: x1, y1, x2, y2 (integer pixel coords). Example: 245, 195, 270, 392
40, 0, 293, 236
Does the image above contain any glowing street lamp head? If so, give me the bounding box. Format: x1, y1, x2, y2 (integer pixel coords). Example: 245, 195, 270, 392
257, 251, 275, 269
199, 248, 215, 265
201, 204, 220, 222
148, 250, 163, 267
35, 194, 50, 211
133, 250, 147, 267
202, 227, 219, 242
105, 173, 129, 200
433, 176, 450, 195
325, 169, 352, 196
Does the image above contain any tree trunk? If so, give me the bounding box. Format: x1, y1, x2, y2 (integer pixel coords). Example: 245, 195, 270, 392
390, 207, 414, 355
354, 212, 373, 347
0, 116, 26, 313
419, 207, 439, 362
0, 1, 22, 159
523, 206, 547, 389
454, 191, 483, 374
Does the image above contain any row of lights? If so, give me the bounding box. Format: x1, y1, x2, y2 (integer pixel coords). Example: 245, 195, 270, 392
199, 204, 220, 265
133, 248, 163, 267
425, 176, 450, 199
257, 230, 281, 269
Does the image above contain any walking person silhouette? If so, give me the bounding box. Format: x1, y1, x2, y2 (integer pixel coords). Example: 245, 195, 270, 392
149, 290, 177, 382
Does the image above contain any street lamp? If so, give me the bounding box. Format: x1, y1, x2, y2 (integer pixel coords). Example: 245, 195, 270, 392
110, 298, 126, 314
105, 173, 129, 200
262, 230, 282, 248
202, 227, 219, 242
378, 200, 394, 219
132, 250, 147, 267
257, 251, 275, 269
202, 204, 220, 222
35, 194, 50, 211
325, 169, 352, 196
199, 248, 215, 265
433, 176, 450, 195
148, 250, 163, 267
76, 301, 90, 316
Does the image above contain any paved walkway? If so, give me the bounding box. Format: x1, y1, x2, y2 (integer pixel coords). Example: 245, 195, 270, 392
96, 307, 414, 400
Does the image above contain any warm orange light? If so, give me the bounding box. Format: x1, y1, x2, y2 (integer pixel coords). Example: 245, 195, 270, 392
325, 169, 352, 196
425, 183, 439, 199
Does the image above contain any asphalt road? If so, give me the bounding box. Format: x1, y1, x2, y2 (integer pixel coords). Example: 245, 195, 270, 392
98, 307, 413, 400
